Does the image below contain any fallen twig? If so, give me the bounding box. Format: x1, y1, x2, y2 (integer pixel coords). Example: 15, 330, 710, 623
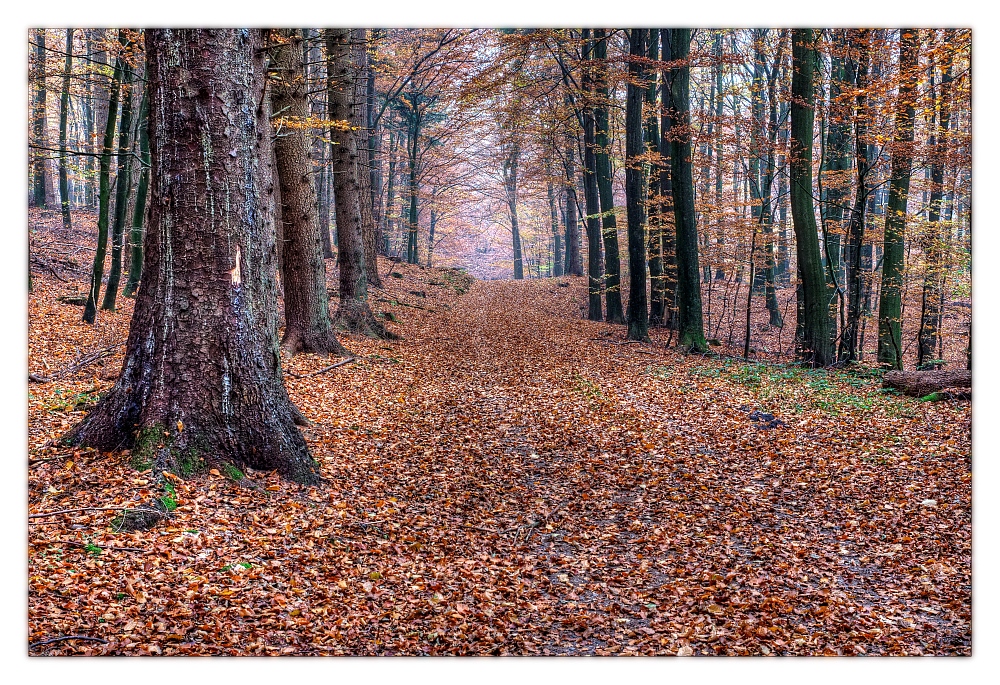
51, 540, 146, 553
29, 634, 109, 649
29, 342, 125, 383
29, 505, 156, 520
286, 357, 357, 379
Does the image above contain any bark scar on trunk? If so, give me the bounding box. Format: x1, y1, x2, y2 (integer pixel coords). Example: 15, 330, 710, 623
230, 246, 242, 285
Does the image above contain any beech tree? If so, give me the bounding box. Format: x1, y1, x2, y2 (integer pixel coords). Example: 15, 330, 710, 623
66, 29, 318, 483
789, 29, 833, 367
624, 28, 648, 342
877, 29, 919, 369
593, 29, 624, 324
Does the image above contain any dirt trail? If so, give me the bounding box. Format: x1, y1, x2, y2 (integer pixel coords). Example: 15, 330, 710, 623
28, 258, 971, 655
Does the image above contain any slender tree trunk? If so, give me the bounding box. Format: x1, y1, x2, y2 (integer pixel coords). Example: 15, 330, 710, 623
790, 29, 834, 366
327, 29, 390, 338
564, 128, 583, 277
581, 30, 603, 319
123, 88, 149, 298
625, 28, 649, 342
877, 29, 919, 369
918, 31, 954, 370
83, 32, 125, 324
32, 29, 50, 208
272, 28, 347, 356
58, 28, 73, 231
66, 29, 318, 484
839, 30, 872, 362
546, 157, 563, 277
503, 147, 525, 280
668, 29, 706, 351
593, 29, 625, 323
102, 55, 136, 311
406, 110, 421, 265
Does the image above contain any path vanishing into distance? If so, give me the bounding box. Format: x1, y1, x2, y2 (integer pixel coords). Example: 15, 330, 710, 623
29, 267, 971, 655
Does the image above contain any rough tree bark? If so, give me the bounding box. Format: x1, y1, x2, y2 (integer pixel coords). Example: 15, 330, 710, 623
877, 29, 919, 370
625, 28, 649, 342
883, 370, 970, 398
272, 29, 348, 356
351, 29, 382, 288
65, 29, 319, 484
327, 29, 391, 338
789, 29, 834, 367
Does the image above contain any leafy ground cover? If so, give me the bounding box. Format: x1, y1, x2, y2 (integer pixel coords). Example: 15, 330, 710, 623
27, 209, 970, 655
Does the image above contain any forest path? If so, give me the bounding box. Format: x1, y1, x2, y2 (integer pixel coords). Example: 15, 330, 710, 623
28, 259, 971, 655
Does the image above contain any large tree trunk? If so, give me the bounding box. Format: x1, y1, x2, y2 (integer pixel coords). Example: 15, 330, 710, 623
327, 29, 390, 338
659, 29, 678, 330
668, 29, 706, 351
272, 29, 348, 356
102, 51, 136, 311
625, 28, 649, 342
82, 32, 125, 324
877, 29, 919, 370
58, 28, 73, 231
789, 29, 834, 367
581, 30, 603, 319
351, 29, 382, 288
593, 29, 625, 323
645, 29, 665, 327
65, 29, 318, 484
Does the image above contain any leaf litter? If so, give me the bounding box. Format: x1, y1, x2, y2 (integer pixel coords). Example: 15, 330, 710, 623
28, 208, 970, 656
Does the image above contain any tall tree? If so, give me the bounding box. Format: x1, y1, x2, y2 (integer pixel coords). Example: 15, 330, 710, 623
789, 29, 834, 367
625, 28, 649, 342
546, 155, 563, 277
351, 29, 382, 288
645, 29, 665, 326
58, 28, 72, 231
667, 29, 707, 351
918, 30, 955, 369
581, 29, 603, 319
272, 29, 348, 356
82, 31, 125, 324
877, 29, 919, 369
593, 29, 625, 323
66, 29, 318, 484
31, 28, 50, 208
838, 29, 872, 362
563, 122, 583, 277
102, 44, 136, 312
123, 87, 149, 298
658, 29, 678, 330
327, 29, 390, 338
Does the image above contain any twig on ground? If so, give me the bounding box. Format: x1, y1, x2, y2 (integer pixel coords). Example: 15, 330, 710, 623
29, 505, 156, 520
29, 634, 109, 649
286, 357, 357, 379
29, 342, 125, 383
49, 540, 146, 553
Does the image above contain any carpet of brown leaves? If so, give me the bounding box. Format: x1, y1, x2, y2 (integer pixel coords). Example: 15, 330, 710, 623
28, 209, 971, 656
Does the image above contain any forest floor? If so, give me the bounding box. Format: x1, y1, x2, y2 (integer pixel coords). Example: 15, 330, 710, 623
28, 209, 971, 655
